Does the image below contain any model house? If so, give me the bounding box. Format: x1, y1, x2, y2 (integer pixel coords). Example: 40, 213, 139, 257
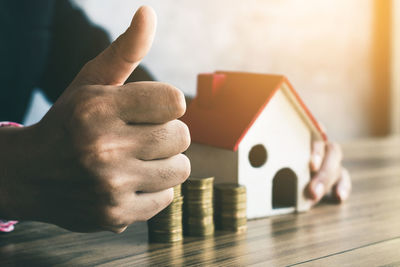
181, 71, 327, 219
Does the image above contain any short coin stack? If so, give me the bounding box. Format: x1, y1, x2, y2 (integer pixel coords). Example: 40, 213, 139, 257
214, 184, 247, 232
147, 184, 183, 243
183, 177, 215, 236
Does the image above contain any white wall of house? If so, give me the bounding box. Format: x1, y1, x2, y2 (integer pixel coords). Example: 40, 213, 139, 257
238, 89, 312, 219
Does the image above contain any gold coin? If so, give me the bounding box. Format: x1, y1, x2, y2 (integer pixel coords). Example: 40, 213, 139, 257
215, 202, 247, 211
150, 217, 182, 224
217, 210, 247, 218
149, 228, 183, 234
184, 225, 215, 236
184, 207, 213, 217
216, 194, 246, 200
184, 201, 213, 207
184, 189, 213, 194
173, 184, 182, 196
156, 208, 182, 218
214, 183, 246, 194
184, 199, 213, 205
216, 217, 247, 228
185, 177, 214, 185
185, 192, 213, 197
148, 220, 182, 228
148, 232, 183, 243
183, 178, 214, 191
185, 215, 213, 225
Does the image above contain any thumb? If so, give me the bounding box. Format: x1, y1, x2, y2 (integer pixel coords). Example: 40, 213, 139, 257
76, 6, 156, 86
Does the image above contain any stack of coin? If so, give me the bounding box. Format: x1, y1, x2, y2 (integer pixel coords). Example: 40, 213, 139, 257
214, 184, 247, 232
183, 177, 215, 236
147, 184, 183, 243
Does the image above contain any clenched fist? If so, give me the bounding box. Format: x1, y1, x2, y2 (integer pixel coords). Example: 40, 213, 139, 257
0, 6, 190, 233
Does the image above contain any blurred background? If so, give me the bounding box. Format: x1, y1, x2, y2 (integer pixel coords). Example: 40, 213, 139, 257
25, 0, 400, 141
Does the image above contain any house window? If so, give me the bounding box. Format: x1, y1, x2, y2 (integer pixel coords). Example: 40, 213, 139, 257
248, 144, 267, 167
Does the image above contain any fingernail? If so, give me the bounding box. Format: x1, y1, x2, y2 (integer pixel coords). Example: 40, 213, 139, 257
313, 182, 324, 199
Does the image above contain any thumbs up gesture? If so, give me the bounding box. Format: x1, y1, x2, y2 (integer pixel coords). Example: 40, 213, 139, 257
5, 6, 190, 233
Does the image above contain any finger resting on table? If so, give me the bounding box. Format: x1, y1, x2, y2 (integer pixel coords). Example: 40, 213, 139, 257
307, 142, 343, 202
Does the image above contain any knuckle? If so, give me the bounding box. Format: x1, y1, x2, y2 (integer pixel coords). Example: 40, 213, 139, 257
70, 88, 110, 127
79, 142, 117, 173
93, 145, 115, 165
102, 175, 124, 194
101, 206, 126, 227
70, 101, 92, 127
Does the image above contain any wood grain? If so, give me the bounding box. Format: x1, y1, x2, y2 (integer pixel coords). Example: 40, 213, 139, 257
1, 137, 400, 266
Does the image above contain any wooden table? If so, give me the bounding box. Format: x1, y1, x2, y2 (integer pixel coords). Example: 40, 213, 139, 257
1, 137, 400, 266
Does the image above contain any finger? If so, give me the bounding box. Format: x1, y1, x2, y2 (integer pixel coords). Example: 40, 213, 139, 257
76, 6, 157, 86
129, 120, 190, 160
114, 82, 186, 124
310, 141, 325, 172
307, 142, 343, 202
333, 168, 352, 202
132, 188, 174, 222
100, 189, 173, 231
133, 154, 190, 192
105, 154, 190, 195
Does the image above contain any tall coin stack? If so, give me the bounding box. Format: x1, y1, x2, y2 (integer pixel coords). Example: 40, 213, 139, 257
147, 184, 183, 243
183, 177, 215, 236
214, 184, 247, 232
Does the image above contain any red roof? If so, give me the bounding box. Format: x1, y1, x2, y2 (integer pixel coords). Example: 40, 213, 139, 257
181, 71, 327, 151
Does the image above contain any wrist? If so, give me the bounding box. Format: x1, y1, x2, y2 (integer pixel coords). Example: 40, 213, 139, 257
0, 123, 38, 219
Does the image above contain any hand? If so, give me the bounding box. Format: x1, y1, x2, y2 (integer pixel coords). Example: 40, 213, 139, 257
0, 6, 190, 233
306, 141, 351, 204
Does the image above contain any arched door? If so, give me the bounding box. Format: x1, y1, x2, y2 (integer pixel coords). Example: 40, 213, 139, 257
272, 168, 297, 209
